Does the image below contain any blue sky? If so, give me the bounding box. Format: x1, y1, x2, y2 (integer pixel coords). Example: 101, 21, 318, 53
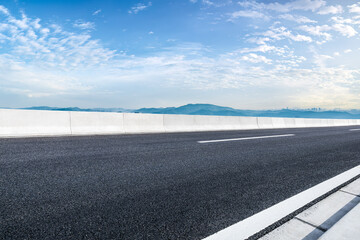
0, 0, 360, 109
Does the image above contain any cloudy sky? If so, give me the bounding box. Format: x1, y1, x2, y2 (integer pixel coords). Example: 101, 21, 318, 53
0, 0, 360, 109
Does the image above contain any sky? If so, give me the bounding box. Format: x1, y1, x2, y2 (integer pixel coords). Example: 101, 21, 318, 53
0, 0, 360, 109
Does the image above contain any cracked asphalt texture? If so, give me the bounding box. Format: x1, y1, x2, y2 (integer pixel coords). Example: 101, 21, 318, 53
1, 126, 360, 239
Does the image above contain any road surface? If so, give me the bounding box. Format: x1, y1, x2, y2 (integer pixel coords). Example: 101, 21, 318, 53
1, 126, 360, 239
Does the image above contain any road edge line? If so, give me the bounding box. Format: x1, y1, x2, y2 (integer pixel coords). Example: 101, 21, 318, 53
203, 165, 360, 240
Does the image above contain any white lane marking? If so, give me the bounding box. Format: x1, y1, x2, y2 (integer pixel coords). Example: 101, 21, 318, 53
197, 134, 295, 144
349, 129, 360, 131
203, 165, 360, 240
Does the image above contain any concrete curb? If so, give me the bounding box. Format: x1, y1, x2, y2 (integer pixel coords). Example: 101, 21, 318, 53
259, 178, 360, 239
203, 165, 360, 240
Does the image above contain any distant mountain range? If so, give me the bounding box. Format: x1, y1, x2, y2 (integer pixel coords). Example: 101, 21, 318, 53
4, 104, 360, 119
18, 106, 132, 113
135, 104, 360, 119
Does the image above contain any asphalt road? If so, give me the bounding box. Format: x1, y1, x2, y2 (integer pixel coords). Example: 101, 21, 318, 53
1, 126, 360, 240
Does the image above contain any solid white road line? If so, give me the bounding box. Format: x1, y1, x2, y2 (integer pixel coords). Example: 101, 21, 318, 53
349, 129, 360, 131
203, 165, 360, 240
197, 134, 295, 144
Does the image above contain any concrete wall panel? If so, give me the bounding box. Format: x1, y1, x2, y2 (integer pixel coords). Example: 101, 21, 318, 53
0, 109, 71, 137
257, 117, 273, 129
320, 119, 329, 127
194, 115, 222, 131
304, 118, 321, 127
271, 118, 286, 128
327, 119, 335, 127
238, 117, 259, 129
70, 112, 124, 135
163, 114, 196, 132
123, 113, 164, 133
284, 118, 297, 128
216, 116, 243, 130
294, 118, 306, 128
348, 119, 358, 126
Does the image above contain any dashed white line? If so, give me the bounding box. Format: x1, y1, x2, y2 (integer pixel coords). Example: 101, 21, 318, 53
197, 134, 295, 144
349, 129, 360, 131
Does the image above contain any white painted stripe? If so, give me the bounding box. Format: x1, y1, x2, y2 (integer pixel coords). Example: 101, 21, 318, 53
349, 129, 360, 131
203, 165, 360, 240
197, 134, 295, 144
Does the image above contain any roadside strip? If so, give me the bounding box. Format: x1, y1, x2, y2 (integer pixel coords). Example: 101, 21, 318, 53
197, 134, 294, 144
203, 165, 360, 240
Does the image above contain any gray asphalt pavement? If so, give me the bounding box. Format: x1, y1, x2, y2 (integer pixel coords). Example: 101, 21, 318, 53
1, 126, 360, 239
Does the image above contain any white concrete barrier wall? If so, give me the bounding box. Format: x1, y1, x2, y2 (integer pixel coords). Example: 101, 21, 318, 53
334, 119, 349, 126
271, 118, 287, 128
1, 109, 360, 137
320, 119, 329, 127
304, 118, 320, 127
194, 115, 222, 131
327, 119, 335, 127
333, 119, 343, 126
238, 117, 259, 129
218, 116, 248, 130
284, 118, 297, 128
257, 117, 274, 129
163, 114, 197, 132
294, 118, 306, 128
349, 119, 358, 126
0, 109, 71, 137
70, 111, 124, 135
123, 113, 164, 133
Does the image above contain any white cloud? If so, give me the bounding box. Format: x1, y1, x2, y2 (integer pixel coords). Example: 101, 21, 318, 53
239, 44, 280, 53
344, 49, 352, 53
202, 0, 214, 5
9, 13, 29, 29
262, 26, 312, 42
290, 34, 313, 42
268, 0, 326, 12
0, 5, 10, 15
230, 10, 268, 19
298, 25, 332, 40
247, 37, 271, 45
331, 16, 360, 25
238, 0, 326, 13
32, 18, 41, 29
241, 53, 272, 64
230, 43, 306, 68
148, 31, 154, 35
299, 22, 357, 41
93, 9, 101, 16
313, 54, 333, 68
348, 3, 360, 14
278, 14, 317, 23
128, 2, 152, 14
40, 28, 50, 35
332, 24, 357, 37
0, 8, 117, 97
317, 5, 343, 15
73, 21, 95, 30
